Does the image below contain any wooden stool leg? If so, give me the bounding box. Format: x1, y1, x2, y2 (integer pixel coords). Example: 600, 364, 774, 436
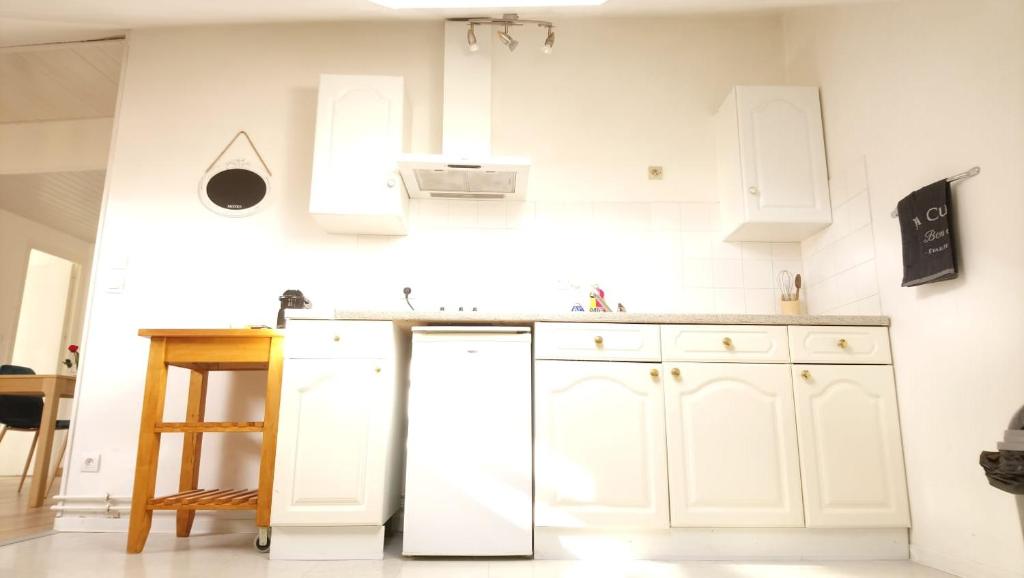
127, 338, 169, 553
176, 370, 208, 537
256, 336, 285, 530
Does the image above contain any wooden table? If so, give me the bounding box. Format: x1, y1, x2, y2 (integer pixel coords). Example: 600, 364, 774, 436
127, 329, 284, 553
0, 374, 75, 508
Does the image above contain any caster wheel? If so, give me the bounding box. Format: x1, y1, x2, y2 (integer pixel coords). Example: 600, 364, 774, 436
255, 527, 271, 553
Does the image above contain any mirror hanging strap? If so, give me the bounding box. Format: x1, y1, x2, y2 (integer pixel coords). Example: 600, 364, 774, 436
206, 130, 273, 176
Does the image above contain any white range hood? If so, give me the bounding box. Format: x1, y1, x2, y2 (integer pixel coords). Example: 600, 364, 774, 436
399, 22, 530, 200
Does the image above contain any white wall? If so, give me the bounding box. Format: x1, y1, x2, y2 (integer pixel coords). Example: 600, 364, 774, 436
12, 249, 76, 374
784, 1, 1024, 576
61, 17, 799, 528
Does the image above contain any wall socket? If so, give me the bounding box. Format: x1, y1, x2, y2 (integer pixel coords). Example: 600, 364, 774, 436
648, 165, 664, 180
80, 453, 101, 473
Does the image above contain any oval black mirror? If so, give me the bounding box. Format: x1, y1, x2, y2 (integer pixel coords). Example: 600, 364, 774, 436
206, 168, 267, 211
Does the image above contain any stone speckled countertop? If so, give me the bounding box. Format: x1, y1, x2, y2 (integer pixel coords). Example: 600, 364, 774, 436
288, 310, 889, 327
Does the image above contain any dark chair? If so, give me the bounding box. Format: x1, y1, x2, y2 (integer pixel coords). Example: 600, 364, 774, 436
0, 365, 70, 494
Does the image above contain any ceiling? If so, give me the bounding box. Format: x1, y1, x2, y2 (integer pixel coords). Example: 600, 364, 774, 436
1, 0, 877, 35
0, 40, 123, 122
0, 171, 105, 241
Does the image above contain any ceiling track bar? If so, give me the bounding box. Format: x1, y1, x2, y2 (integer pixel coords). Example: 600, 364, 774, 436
0, 35, 126, 54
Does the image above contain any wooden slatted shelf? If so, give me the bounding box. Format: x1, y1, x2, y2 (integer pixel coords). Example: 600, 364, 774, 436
148, 489, 258, 510
154, 421, 264, 433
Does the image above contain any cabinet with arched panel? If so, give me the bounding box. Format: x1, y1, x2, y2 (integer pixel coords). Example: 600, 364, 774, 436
791, 364, 910, 527
662, 362, 804, 527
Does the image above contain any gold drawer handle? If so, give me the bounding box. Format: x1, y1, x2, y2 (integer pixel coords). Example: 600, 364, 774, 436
837, 338, 848, 349
375, 367, 381, 373
801, 370, 811, 380
722, 337, 733, 348
650, 368, 660, 378
670, 367, 681, 378
333, 335, 341, 342
594, 336, 604, 345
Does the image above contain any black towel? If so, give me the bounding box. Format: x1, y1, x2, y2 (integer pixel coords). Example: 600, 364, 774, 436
897, 179, 958, 287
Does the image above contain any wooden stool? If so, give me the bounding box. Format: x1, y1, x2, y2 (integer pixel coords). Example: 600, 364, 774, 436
126, 329, 284, 553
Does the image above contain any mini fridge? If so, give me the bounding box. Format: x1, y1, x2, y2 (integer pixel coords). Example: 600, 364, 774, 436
403, 326, 533, 556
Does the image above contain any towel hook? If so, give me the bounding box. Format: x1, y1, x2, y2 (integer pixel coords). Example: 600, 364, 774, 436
890, 166, 979, 218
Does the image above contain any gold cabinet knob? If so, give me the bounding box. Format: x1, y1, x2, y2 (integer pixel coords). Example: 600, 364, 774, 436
801, 370, 811, 380
837, 338, 848, 349
670, 367, 681, 378
375, 367, 381, 373
594, 335, 604, 345
333, 335, 341, 342
650, 368, 660, 378
722, 337, 733, 348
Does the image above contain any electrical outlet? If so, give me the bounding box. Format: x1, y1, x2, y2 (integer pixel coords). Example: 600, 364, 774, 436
80, 453, 101, 473
648, 165, 664, 180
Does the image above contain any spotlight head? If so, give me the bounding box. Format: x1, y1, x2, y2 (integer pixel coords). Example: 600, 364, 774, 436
498, 26, 518, 52
467, 23, 479, 52
543, 26, 555, 54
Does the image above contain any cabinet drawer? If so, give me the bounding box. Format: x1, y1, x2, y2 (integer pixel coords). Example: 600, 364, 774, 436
661, 325, 790, 363
534, 323, 661, 362
285, 320, 394, 359
789, 326, 891, 364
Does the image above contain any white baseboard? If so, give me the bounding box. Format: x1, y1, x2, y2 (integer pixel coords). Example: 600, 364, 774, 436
54, 510, 256, 535
269, 526, 385, 560
912, 544, 1023, 578
534, 527, 909, 561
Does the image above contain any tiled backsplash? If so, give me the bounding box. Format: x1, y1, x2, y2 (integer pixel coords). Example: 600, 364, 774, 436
801, 157, 882, 315
352, 199, 804, 314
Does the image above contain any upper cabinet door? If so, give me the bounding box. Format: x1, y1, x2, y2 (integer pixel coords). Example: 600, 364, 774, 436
310, 74, 408, 235
737, 86, 830, 223
664, 363, 804, 527
792, 364, 911, 528
534, 360, 669, 529
271, 358, 391, 526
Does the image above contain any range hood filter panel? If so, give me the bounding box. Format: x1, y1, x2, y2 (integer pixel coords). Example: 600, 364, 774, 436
414, 168, 517, 195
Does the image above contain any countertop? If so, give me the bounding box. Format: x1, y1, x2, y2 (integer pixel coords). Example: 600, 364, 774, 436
288, 310, 889, 327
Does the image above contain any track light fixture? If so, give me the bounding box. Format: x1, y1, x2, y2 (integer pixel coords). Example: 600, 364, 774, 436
456, 14, 556, 55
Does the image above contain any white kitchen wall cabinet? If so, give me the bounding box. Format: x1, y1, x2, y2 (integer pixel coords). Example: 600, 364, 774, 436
534, 360, 670, 529
270, 320, 408, 560
792, 364, 910, 528
715, 86, 831, 242
310, 74, 409, 235
663, 362, 804, 527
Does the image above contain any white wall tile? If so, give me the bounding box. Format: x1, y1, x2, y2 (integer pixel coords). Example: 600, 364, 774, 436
713, 259, 744, 288
741, 242, 773, 261
771, 242, 802, 261
742, 259, 773, 289
680, 202, 720, 232
846, 192, 872, 231
679, 288, 715, 313
712, 240, 742, 260
476, 201, 506, 229
505, 201, 535, 230
651, 202, 682, 232
682, 258, 714, 288
680, 232, 714, 259
744, 288, 774, 314
714, 288, 746, 313
449, 200, 478, 228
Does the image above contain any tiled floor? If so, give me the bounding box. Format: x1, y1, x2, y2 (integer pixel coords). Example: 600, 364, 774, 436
0, 531, 957, 578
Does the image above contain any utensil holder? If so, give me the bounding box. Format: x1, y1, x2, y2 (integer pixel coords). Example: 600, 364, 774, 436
780, 299, 802, 315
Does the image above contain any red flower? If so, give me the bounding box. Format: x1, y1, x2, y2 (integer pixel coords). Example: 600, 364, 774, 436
68, 344, 79, 353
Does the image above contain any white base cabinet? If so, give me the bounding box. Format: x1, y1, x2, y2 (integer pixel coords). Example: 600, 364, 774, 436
270, 320, 407, 560
534, 360, 669, 529
663, 362, 804, 527
792, 364, 911, 528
